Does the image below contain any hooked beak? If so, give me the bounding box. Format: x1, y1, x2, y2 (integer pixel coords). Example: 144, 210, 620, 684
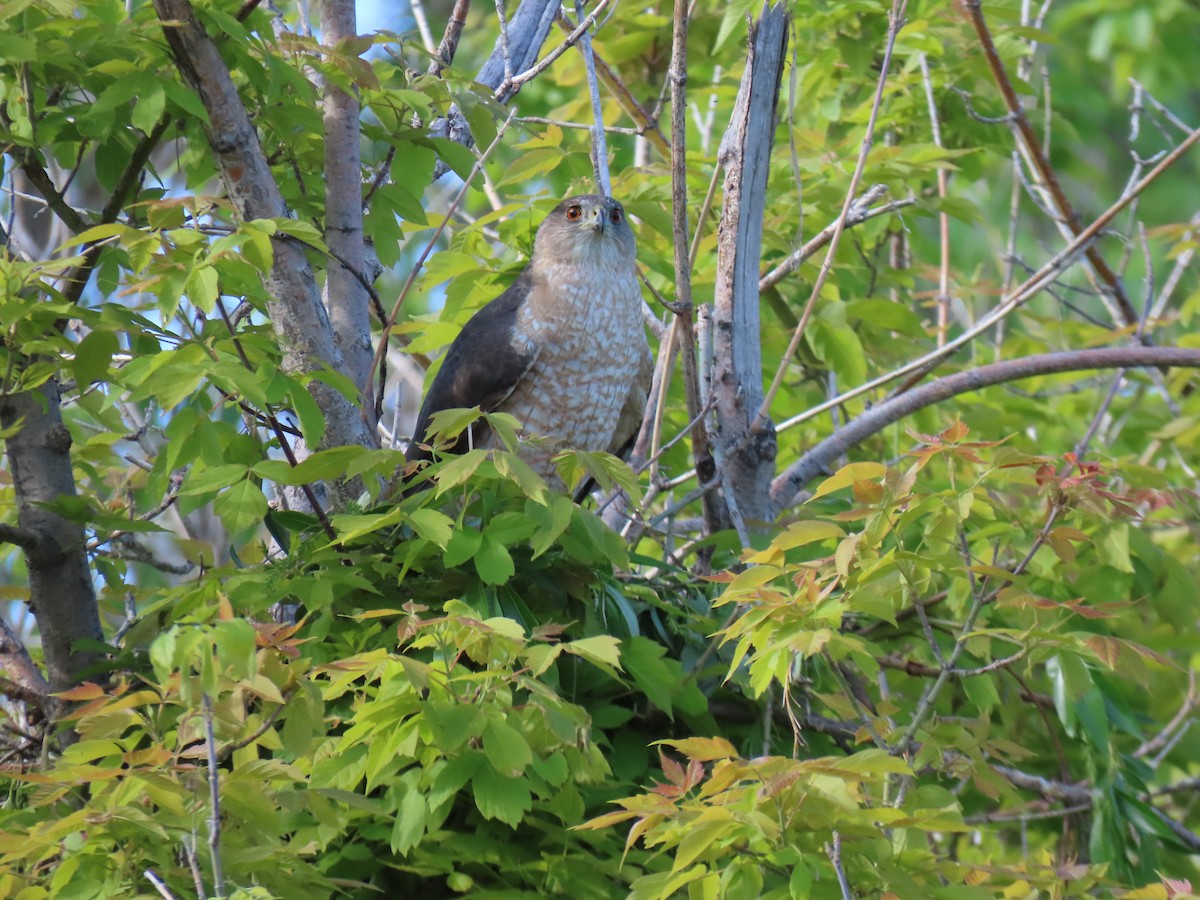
586, 204, 606, 234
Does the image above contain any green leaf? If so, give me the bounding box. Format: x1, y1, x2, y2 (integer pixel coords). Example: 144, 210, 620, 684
474, 535, 515, 585
429, 137, 478, 181
286, 382, 326, 446
390, 787, 427, 854
406, 508, 454, 548
565, 635, 623, 674
443, 527, 483, 567
622, 637, 677, 716
528, 494, 575, 558
472, 768, 532, 827
73, 329, 118, 386
482, 716, 533, 777
424, 703, 484, 753
214, 619, 257, 679
181, 464, 251, 496
433, 449, 488, 493
131, 82, 166, 134
809, 462, 887, 501
330, 507, 405, 543
213, 476, 268, 535
187, 264, 219, 313
493, 451, 549, 502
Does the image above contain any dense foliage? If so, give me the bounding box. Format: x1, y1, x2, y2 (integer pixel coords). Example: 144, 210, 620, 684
2, 0, 1199, 897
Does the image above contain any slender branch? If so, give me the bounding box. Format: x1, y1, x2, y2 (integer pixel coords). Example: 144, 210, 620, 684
758, 189, 909, 290
574, 0, 611, 195
553, 12, 671, 157
755, 0, 908, 432
768, 122, 1200, 440
829, 831, 855, 900
1135, 671, 1197, 760
667, 0, 726, 543
201, 693, 225, 897
919, 53, 952, 346
770, 345, 1200, 514
960, 0, 1139, 327
430, 0, 471, 76
145, 869, 179, 900
499, 0, 613, 95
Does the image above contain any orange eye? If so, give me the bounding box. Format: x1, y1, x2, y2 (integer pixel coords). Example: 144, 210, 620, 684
609, 208, 623, 224
565, 205, 583, 221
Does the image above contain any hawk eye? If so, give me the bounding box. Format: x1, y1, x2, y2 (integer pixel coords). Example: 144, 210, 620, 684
609, 208, 623, 224
565, 205, 583, 221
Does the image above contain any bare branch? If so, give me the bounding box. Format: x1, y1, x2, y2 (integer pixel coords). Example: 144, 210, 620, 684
499, 0, 613, 96
960, 0, 1140, 328
201, 693, 225, 896
770, 346, 1200, 515
711, 5, 788, 525
758, 188, 911, 291
667, 0, 726, 544
573, 0, 611, 195
829, 831, 855, 900
755, 0, 909, 431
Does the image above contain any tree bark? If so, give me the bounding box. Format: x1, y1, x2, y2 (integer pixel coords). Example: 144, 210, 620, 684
154, 0, 378, 504
321, 0, 375, 415
0, 380, 103, 693
711, 6, 788, 526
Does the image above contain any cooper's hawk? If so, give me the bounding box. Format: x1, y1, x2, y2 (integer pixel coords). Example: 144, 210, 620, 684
406, 194, 652, 487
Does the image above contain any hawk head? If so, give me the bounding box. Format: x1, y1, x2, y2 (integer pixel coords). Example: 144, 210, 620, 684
533, 194, 636, 271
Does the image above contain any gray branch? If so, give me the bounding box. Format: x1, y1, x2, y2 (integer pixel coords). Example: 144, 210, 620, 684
153, 0, 378, 506
769, 346, 1200, 516
710, 5, 788, 526
321, 0, 375, 413
0, 381, 103, 694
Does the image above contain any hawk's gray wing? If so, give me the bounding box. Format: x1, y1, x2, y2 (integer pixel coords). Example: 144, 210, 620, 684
406, 268, 540, 463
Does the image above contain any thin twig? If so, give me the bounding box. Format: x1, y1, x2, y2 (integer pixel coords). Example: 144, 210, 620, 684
499, 0, 613, 95
919, 53, 952, 346
960, 0, 1139, 327
574, 0, 611, 195
201, 693, 225, 897
366, 111, 515, 415
830, 831, 855, 900
755, 0, 909, 431
145, 869, 179, 900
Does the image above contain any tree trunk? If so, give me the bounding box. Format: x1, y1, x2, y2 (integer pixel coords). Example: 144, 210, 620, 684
322, 0, 376, 417
711, 6, 788, 527
0, 380, 103, 693
154, 0, 378, 508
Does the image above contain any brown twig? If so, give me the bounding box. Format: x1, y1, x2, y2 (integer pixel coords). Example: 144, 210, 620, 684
429, 0, 471, 77
667, 0, 726, 543
959, 0, 1139, 328
769, 122, 1200, 439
